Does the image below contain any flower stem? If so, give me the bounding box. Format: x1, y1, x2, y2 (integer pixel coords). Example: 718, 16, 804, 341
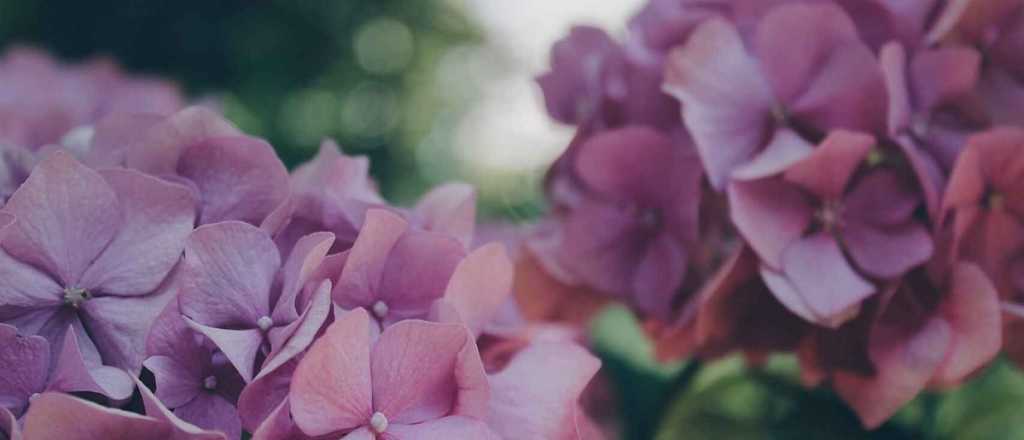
653, 359, 704, 435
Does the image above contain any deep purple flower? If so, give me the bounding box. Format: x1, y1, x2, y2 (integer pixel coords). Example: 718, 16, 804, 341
177, 222, 334, 383
544, 126, 702, 318
729, 130, 933, 326
0, 151, 195, 375
663, 3, 888, 188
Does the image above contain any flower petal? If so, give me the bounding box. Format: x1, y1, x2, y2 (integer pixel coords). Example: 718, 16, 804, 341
412, 183, 476, 248
728, 178, 813, 268
842, 220, 933, 279
731, 128, 814, 181
290, 308, 373, 436
334, 209, 407, 309
183, 318, 264, 383
23, 393, 171, 440
387, 416, 501, 440
441, 243, 514, 336
79, 289, 177, 374
377, 231, 465, 320
783, 130, 874, 199
135, 375, 227, 440
1, 151, 118, 286
0, 323, 49, 415
48, 325, 134, 400
931, 263, 1002, 386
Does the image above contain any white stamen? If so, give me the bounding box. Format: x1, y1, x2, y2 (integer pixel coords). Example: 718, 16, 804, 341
369, 411, 389, 434
372, 301, 389, 319
257, 316, 274, 332
203, 375, 218, 391
29, 392, 40, 402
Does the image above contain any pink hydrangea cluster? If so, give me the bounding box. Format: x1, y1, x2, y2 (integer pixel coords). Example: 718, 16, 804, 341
0, 50, 601, 439
530, 0, 1024, 428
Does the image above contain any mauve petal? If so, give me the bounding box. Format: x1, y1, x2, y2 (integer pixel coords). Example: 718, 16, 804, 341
0, 249, 62, 309
387, 416, 501, 440
769, 234, 875, 327
574, 127, 676, 203
842, 220, 933, 279
262, 284, 331, 377
177, 136, 289, 225
290, 308, 373, 436
931, 263, 1001, 386
833, 317, 951, 428
632, 233, 687, 318
371, 320, 468, 423
342, 428, 374, 440
273, 232, 335, 324
558, 200, 647, 297
23, 393, 172, 440
126, 106, 240, 175
898, 136, 945, 220
731, 128, 814, 180
377, 232, 465, 320
48, 325, 133, 400
334, 209, 407, 309
78, 169, 195, 296
783, 130, 874, 199
81, 113, 165, 168
843, 170, 921, 226
880, 43, 912, 134
238, 360, 297, 433
180, 221, 280, 327
412, 183, 476, 248
136, 376, 227, 440
78, 289, 175, 374
663, 18, 774, 188
144, 356, 201, 408
486, 342, 600, 440
1, 151, 118, 286
757, 4, 887, 133
537, 26, 625, 125
728, 179, 813, 268
251, 398, 311, 440
910, 47, 980, 111
183, 319, 263, 384
442, 243, 514, 336
174, 394, 240, 440
0, 407, 19, 440
942, 131, 992, 209
0, 323, 49, 414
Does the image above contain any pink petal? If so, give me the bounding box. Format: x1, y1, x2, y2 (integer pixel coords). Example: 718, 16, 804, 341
910, 47, 980, 111
183, 318, 264, 383
573, 127, 677, 203
238, 360, 298, 433
79, 169, 195, 296
727, 178, 813, 268
22, 393, 172, 440
180, 221, 280, 327
783, 130, 874, 199
441, 243, 514, 336
262, 284, 331, 377
126, 106, 241, 175
663, 18, 774, 188
931, 263, 1001, 386
334, 209, 407, 309
82, 113, 165, 168
880, 42, 912, 135
177, 136, 289, 225
387, 416, 501, 440
412, 183, 477, 248
1, 151, 118, 286
486, 342, 600, 440
370, 320, 469, 423
290, 308, 373, 436
377, 232, 466, 320
834, 317, 951, 428
250, 397, 312, 440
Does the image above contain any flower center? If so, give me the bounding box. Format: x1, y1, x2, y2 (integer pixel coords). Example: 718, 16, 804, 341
372, 301, 389, 319
815, 200, 844, 231
369, 411, 389, 434
988, 192, 1005, 211
638, 208, 661, 229
203, 375, 218, 391
62, 287, 92, 308
256, 316, 274, 332
865, 149, 886, 167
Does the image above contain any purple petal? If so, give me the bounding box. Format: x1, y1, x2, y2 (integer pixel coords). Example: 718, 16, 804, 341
783, 130, 874, 199
728, 179, 813, 268
126, 106, 240, 175
144, 355, 201, 408
272, 232, 335, 325
632, 232, 688, 318
0, 249, 63, 309
843, 170, 921, 226
177, 136, 289, 225
377, 231, 465, 321
731, 128, 814, 180
334, 209, 407, 309
843, 220, 933, 279
48, 325, 133, 400
910, 47, 980, 111
663, 18, 774, 188
174, 394, 240, 440
0, 323, 49, 415
1, 151, 118, 286
183, 319, 263, 384
135, 376, 228, 440
573, 127, 678, 204
181, 221, 280, 328
79, 169, 195, 296
290, 308, 373, 436
262, 284, 331, 378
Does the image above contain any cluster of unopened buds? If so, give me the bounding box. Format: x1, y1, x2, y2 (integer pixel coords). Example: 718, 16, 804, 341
527, 0, 1024, 429
0, 48, 600, 439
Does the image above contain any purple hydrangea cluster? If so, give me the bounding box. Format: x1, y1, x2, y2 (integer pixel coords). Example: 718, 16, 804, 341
0, 49, 601, 439
531, 0, 1024, 428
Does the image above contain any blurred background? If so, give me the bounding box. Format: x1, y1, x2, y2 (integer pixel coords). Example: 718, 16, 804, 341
6, 1, 1023, 439
0, 0, 639, 219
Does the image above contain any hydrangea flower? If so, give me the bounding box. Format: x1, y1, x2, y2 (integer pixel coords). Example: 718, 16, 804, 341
663, 3, 888, 188
289, 308, 497, 439
177, 222, 334, 383
0, 151, 195, 375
